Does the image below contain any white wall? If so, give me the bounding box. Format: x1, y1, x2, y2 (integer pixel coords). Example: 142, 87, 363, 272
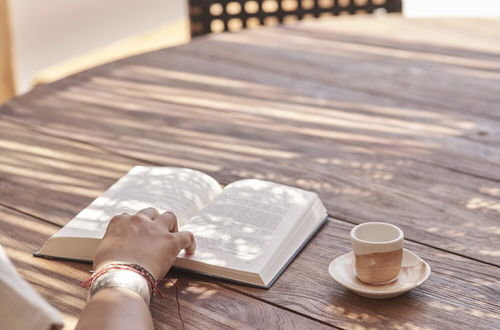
404, 0, 500, 18
9, 0, 188, 93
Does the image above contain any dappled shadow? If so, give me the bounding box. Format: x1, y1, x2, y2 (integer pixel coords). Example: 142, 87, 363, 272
0, 16, 499, 329
3, 204, 293, 330
226, 219, 500, 329
0, 16, 499, 263
60, 167, 221, 238
181, 179, 316, 267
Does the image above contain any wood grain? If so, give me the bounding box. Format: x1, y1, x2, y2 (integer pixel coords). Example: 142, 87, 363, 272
2, 188, 499, 329
0, 120, 138, 225
0, 120, 498, 329
223, 219, 500, 330
170, 34, 500, 174
0, 16, 499, 329
0, 0, 15, 103
1, 32, 499, 264
195, 20, 500, 121
0, 205, 328, 330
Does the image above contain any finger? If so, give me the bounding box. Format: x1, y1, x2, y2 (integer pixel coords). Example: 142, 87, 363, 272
108, 213, 131, 227
136, 207, 160, 220
173, 231, 196, 255
156, 211, 179, 232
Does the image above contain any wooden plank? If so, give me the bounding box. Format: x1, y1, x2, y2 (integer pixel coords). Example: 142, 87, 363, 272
173, 30, 500, 155
3, 37, 500, 182
1, 53, 499, 265
223, 218, 500, 330
134, 47, 500, 180
0, 205, 329, 330
190, 16, 500, 121
0, 0, 15, 103
0, 16, 498, 330
292, 17, 500, 56
0, 120, 139, 226
0, 110, 498, 328
2, 200, 499, 330
0, 115, 498, 328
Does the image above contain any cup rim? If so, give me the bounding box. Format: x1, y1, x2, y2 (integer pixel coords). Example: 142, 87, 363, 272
350, 222, 404, 245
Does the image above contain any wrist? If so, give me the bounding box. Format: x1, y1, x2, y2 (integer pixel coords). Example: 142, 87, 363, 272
91, 286, 148, 303
81, 262, 164, 305
88, 269, 152, 304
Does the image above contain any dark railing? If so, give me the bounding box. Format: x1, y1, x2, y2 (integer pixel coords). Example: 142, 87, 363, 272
189, 0, 402, 36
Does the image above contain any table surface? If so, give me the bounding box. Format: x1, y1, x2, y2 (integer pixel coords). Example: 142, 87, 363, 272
1, 15, 499, 329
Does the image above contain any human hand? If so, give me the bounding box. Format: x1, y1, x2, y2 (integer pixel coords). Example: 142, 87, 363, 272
93, 208, 196, 279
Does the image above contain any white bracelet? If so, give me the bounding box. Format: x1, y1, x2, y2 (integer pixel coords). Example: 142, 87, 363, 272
88, 269, 151, 304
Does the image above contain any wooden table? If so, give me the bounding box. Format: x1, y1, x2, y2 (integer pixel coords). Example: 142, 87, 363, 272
1, 16, 499, 329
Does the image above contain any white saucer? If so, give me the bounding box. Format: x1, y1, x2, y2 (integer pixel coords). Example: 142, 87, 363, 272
328, 248, 431, 299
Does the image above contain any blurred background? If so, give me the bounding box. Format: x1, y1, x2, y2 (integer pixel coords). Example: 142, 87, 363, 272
1, 0, 500, 104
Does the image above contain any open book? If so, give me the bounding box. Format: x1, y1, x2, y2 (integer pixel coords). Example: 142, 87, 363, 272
35, 167, 328, 288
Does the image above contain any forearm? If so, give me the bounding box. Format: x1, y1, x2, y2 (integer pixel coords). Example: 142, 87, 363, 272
75, 208, 195, 329
75, 287, 153, 330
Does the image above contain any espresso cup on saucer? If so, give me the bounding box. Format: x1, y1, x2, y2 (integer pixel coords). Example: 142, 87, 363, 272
350, 222, 404, 285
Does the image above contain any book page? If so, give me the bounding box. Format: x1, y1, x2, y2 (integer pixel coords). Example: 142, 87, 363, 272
179, 179, 316, 271
55, 167, 222, 239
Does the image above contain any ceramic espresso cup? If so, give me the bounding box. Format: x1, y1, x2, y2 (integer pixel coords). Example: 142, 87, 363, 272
350, 222, 404, 285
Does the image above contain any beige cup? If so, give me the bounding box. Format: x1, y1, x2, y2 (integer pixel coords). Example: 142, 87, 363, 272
350, 222, 404, 285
